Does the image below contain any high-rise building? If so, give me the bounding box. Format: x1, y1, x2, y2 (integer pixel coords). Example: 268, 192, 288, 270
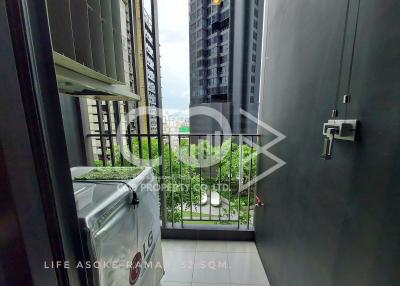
189, 0, 264, 134
142, 8, 161, 134
134, 0, 163, 135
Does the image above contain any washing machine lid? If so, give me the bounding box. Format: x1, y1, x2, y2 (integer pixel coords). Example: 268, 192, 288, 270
70, 167, 152, 231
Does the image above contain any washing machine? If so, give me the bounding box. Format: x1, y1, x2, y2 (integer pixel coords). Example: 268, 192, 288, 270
71, 167, 164, 286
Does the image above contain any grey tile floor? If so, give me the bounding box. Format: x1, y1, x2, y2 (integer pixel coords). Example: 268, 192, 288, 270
161, 240, 270, 286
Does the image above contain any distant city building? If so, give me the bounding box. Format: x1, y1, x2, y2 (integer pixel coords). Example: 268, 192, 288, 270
189, 0, 264, 134
163, 111, 190, 134
142, 8, 162, 134
134, 0, 162, 135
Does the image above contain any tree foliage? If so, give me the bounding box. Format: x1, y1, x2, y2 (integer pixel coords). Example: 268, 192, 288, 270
94, 136, 258, 224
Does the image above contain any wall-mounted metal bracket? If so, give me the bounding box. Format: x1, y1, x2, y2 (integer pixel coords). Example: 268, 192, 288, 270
323, 119, 357, 141
321, 119, 358, 160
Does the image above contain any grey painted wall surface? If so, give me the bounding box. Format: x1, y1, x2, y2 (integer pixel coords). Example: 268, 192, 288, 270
254, 1, 400, 286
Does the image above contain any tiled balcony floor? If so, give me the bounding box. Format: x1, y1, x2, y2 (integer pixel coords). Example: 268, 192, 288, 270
161, 240, 270, 286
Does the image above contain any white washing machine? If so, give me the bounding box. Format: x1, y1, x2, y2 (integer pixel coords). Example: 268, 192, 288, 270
71, 167, 164, 286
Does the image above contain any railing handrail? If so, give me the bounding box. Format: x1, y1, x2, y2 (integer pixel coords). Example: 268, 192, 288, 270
87, 133, 260, 137
86, 132, 260, 230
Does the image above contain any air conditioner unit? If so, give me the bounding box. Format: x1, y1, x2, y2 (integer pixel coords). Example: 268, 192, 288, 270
47, 0, 139, 101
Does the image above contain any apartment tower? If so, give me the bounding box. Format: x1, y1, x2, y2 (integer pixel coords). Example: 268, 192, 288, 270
189, 0, 264, 134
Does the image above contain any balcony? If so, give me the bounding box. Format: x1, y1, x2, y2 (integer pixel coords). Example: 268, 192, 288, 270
87, 131, 260, 238
2, 0, 399, 285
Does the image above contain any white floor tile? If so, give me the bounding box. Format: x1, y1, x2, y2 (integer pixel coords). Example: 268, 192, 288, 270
228, 252, 269, 285
225, 241, 258, 253
161, 240, 269, 285
192, 252, 230, 284
231, 284, 268, 286
192, 283, 229, 286
196, 240, 228, 252
162, 240, 169, 253
162, 251, 195, 283
163, 239, 198, 252
160, 282, 190, 286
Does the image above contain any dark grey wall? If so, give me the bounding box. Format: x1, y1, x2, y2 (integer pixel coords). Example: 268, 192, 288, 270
254, 1, 400, 286
59, 95, 87, 167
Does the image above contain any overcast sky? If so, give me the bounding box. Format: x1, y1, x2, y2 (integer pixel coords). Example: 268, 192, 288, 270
151, 0, 190, 115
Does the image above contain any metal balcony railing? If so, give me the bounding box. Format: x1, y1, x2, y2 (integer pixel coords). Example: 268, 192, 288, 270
87, 133, 260, 230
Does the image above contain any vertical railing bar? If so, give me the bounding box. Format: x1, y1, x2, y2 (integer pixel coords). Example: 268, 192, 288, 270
189, 135, 193, 221
238, 134, 243, 229
218, 134, 222, 221
157, 134, 167, 228
253, 135, 259, 227
134, 102, 143, 165
123, 102, 134, 166
147, 134, 152, 167
95, 101, 107, 166
199, 135, 202, 221
140, 134, 145, 166
168, 135, 174, 227
105, 102, 115, 166
110, 135, 115, 166
179, 135, 183, 228
208, 135, 212, 220
113, 101, 124, 166
250, 135, 256, 230
247, 136, 254, 229
228, 135, 233, 221
130, 134, 136, 167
